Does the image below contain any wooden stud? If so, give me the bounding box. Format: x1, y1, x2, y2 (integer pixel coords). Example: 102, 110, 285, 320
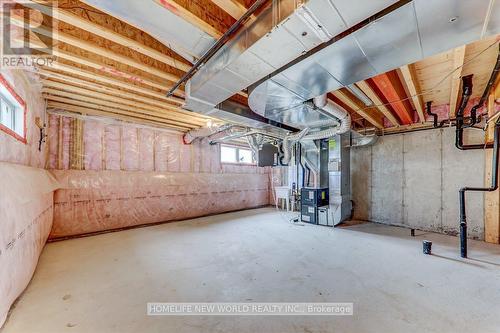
355, 81, 400, 127
57, 115, 63, 169
332, 89, 385, 129
399, 64, 426, 123
370, 72, 414, 125
485, 81, 500, 243
449, 45, 466, 117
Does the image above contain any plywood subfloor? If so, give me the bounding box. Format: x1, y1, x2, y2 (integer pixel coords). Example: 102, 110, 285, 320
3, 208, 500, 333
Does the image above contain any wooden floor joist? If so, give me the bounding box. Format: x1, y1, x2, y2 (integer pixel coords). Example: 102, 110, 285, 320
41, 82, 206, 126
44, 95, 195, 131
211, 0, 247, 19
42, 90, 200, 129
153, 0, 224, 39
399, 65, 426, 123
355, 81, 400, 127
22, 0, 193, 71
47, 102, 189, 132
332, 89, 385, 129
41, 62, 185, 101
10, 16, 181, 83
449, 45, 467, 117
39, 74, 207, 125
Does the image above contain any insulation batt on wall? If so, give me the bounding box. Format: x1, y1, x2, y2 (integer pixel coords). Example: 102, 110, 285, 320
46, 113, 272, 239
0, 69, 54, 328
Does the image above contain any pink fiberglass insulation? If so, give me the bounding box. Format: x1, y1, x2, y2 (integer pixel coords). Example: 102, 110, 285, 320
122, 126, 140, 171
0, 69, 53, 328
0, 163, 59, 327
154, 132, 169, 172
138, 129, 155, 171
46, 116, 272, 238
61, 117, 71, 170
83, 120, 103, 171
0, 70, 46, 168
50, 170, 269, 238
47, 114, 59, 169
104, 126, 121, 170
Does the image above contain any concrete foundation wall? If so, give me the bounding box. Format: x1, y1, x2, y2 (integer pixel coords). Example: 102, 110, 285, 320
351, 127, 486, 239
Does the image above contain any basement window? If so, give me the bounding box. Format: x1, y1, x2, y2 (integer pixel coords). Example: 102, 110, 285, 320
220, 145, 255, 164
0, 75, 26, 143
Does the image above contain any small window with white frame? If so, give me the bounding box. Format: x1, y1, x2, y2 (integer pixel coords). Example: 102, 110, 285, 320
220, 144, 255, 164
0, 75, 26, 143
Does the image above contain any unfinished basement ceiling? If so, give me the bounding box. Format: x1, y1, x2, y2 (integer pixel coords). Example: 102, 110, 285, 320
26, 0, 499, 134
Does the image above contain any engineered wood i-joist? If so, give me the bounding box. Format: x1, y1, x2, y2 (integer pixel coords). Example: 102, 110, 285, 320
332, 89, 385, 129
22, 0, 192, 70
39, 70, 183, 110
42, 85, 204, 128
211, 0, 247, 19
48, 102, 188, 132
10, 16, 181, 83
40, 76, 211, 127
44, 95, 194, 131
370, 72, 414, 125
14, 35, 179, 95
355, 81, 400, 127
449, 45, 466, 117
153, 0, 230, 39
399, 64, 426, 123
39, 77, 205, 124
42, 89, 199, 128
41, 62, 186, 100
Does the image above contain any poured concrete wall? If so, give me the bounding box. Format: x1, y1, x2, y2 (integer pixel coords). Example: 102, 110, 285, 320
351, 127, 486, 239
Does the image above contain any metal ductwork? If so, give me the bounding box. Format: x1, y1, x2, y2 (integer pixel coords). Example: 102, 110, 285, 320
81, 0, 215, 61
247, 0, 499, 129
282, 95, 351, 164
184, 0, 405, 115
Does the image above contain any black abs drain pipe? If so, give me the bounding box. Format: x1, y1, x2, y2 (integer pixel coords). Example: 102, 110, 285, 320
459, 122, 500, 258
456, 44, 500, 257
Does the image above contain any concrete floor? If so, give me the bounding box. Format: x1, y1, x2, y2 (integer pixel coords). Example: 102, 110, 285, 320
3, 207, 500, 333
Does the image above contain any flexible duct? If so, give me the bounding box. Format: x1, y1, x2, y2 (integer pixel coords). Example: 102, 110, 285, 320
302, 98, 351, 141
246, 134, 264, 157
282, 128, 310, 164
183, 125, 233, 144
281, 96, 351, 163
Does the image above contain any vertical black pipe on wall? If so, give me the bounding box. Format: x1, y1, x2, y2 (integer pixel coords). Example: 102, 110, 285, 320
455, 44, 500, 257
459, 122, 500, 258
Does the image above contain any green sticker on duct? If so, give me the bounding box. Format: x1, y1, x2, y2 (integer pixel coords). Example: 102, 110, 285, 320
329, 139, 336, 150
